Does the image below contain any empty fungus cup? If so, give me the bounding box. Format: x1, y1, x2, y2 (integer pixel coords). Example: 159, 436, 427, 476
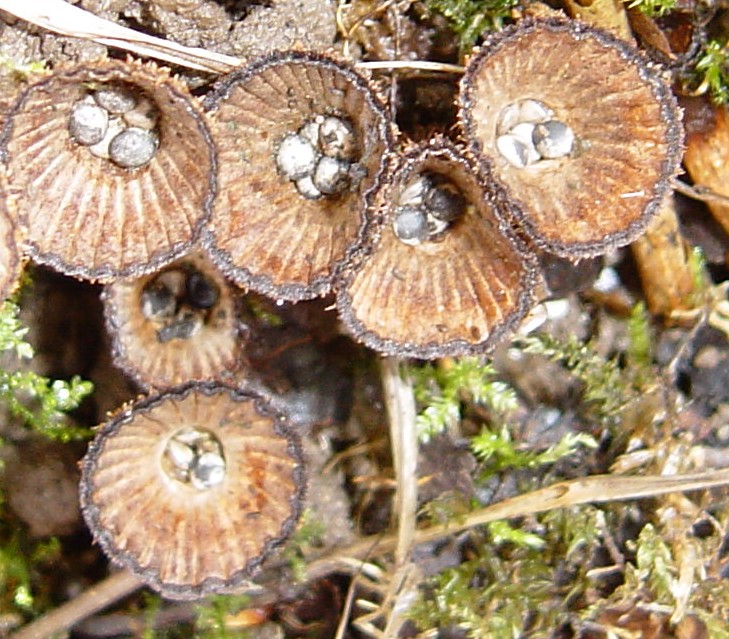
459, 18, 683, 258
103, 252, 243, 391
1, 59, 216, 282
336, 137, 538, 359
203, 51, 395, 301
80, 382, 306, 600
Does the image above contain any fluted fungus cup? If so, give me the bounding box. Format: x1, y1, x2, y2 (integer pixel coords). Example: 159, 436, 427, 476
0, 173, 22, 301
459, 18, 684, 258
337, 138, 537, 359
80, 382, 305, 600
203, 51, 395, 301
103, 253, 243, 391
1, 59, 216, 281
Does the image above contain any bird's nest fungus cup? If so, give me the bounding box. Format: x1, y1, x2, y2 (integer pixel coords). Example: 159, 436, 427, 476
202, 51, 395, 301
0, 174, 22, 301
337, 138, 538, 359
1, 59, 216, 281
80, 382, 306, 600
103, 253, 243, 391
459, 18, 684, 258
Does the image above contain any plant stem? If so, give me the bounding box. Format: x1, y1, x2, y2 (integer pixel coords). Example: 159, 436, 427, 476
380, 356, 418, 567
9, 571, 143, 639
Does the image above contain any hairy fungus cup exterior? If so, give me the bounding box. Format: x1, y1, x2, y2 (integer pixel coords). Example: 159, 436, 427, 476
203, 51, 394, 301
103, 253, 243, 390
80, 382, 305, 600
1, 60, 216, 281
459, 18, 684, 258
0, 175, 22, 301
337, 138, 537, 359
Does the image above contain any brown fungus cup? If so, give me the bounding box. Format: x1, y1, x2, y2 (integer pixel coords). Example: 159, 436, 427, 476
1, 59, 216, 282
336, 138, 538, 359
80, 382, 305, 600
459, 18, 684, 258
202, 51, 395, 301
103, 252, 244, 391
0, 173, 23, 301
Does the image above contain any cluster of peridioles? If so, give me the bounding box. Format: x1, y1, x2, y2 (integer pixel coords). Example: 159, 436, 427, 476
0, 17, 683, 599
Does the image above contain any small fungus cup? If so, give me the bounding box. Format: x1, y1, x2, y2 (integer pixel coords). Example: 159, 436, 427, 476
80, 382, 306, 600
203, 51, 395, 301
1, 59, 216, 281
337, 138, 538, 359
459, 18, 684, 258
103, 253, 243, 391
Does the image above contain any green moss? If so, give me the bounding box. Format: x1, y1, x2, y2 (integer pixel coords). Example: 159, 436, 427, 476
0, 532, 61, 614
410, 357, 518, 442
691, 39, 729, 106
625, 0, 677, 17
0, 298, 93, 620
409, 507, 604, 636
471, 425, 596, 479
0, 300, 93, 441
514, 331, 640, 427
195, 595, 253, 639
280, 510, 326, 583
424, 0, 517, 50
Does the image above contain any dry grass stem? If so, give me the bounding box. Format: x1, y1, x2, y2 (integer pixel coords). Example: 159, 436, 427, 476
0, 0, 243, 73
305, 466, 729, 573
381, 357, 418, 566
9, 570, 143, 639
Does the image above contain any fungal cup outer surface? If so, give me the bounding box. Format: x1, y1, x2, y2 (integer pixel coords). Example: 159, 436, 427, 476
0, 172, 23, 301
458, 17, 684, 258
336, 137, 539, 359
201, 50, 397, 301
79, 382, 306, 600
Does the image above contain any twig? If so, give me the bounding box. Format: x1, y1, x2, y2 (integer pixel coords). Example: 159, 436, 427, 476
304, 466, 729, 574
672, 179, 729, 208
72, 602, 196, 638
9, 570, 143, 639
0, 0, 243, 73
357, 60, 465, 74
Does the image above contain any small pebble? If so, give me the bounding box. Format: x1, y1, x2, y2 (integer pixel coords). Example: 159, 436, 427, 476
295, 175, 322, 200
424, 179, 466, 223
141, 285, 176, 320
191, 452, 226, 489
497, 98, 553, 136
186, 272, 220, 310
